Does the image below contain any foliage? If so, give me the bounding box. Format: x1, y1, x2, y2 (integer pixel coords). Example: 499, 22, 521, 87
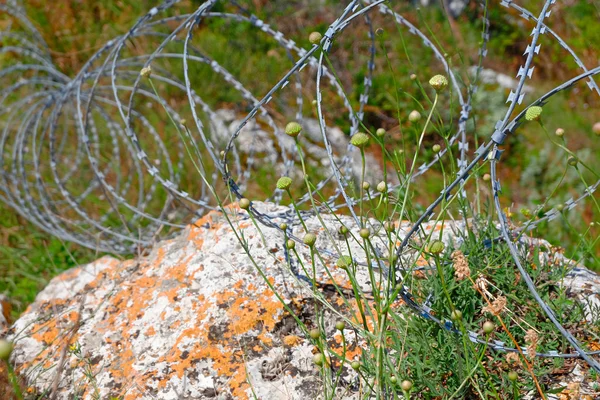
0, 0, 599, 398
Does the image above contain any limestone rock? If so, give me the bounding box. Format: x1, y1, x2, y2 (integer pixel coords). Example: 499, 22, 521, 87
5, 203, 600, 399
4, 203, 456, 399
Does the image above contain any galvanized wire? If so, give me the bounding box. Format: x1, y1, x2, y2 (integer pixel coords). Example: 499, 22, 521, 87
1, 0, 599, 369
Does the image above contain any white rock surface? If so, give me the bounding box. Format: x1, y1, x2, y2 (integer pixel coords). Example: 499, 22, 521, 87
5, 203, 599, 399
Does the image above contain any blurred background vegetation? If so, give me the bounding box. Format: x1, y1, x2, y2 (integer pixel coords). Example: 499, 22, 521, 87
0, 0, 598, 321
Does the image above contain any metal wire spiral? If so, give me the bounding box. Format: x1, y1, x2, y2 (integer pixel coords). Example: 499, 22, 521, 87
1, 0, 599, 370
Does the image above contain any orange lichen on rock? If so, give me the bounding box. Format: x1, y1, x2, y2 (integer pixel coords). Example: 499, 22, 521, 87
8, 203, 593, 399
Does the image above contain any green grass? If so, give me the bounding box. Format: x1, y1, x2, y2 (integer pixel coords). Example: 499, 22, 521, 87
0, 202, 102, 319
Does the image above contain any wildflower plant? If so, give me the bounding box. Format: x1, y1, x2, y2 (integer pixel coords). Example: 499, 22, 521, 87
0, 0, 599, 399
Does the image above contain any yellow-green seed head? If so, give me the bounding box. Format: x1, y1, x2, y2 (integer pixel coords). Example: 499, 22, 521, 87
555, 128, 564, 137
483, 173, 491, 181
483, 321, 495, 334
376, 128, 386, 137
309, 31, 322, 44
432, 144, 441, 153
408, 110, 421, 122
428, 240, 445, 254
303, 232, 317, 247
279, 222, 288, 230
336, 255, 353, 269
359, 228, 370, 239
451, 309, 462, 320
429, 74, 448, 92
401, 380, 413, 391
140, 66, 152, 78
335, 321, 346, 331
286, 239, 295, 250
376, 181, 387, 193
276, 176, 292, 190
285, 121, 303, 137
0, 339, 13, 361
239, 198, 250, 210
350, 132, 370, 148
313, 353, 325, 366
567, 156, 578, 166
525, 106, 543, 122
362, 181, 370, 190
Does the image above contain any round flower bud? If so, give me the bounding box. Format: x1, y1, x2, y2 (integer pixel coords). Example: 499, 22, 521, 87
525, 106, 543, 122
567, 156, 578, 167
410, 73, 417, 80
309, 328, 321, 340
362, 181, 370, 190
285, 121, 303, 137
351, 361, 360, 370
309, 31, 322, 44
432, 144, 441, 153
313, 353, 325, 366
339, 225, 349, 236
384, 221, 395, 232
376, 128, 386, 137
280, 222, 288, 230
508, 371, 518, 381
359, 228, 370, 239
180, 119, 187, 126
390, 376, 398, 384
350, 132, 370, 148
277, 176, 293, 190
336, 255, 353, 269
335, 321, 346, 331
401, 380, 413, 391
0, 339, 13, 361
593, 122, 600, 136
376, 181, 387, 193
286, 239, 295, 250
555, 128, 564, 137
408, 110, 421, 122
483, 321, 495, 334
311, 99, 317, 105
429, 74, 448, 92
239, 198, 251, 210
451, 309, 462, 321
140, 66, 152, 78
375, 28, 384, 36
483, 173, 491, 181
556, 204, 564, 212
428, 240, 445, 255
303, 233, 317, 247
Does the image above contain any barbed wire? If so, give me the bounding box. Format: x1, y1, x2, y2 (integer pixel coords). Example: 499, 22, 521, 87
1, 0, 599, 370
